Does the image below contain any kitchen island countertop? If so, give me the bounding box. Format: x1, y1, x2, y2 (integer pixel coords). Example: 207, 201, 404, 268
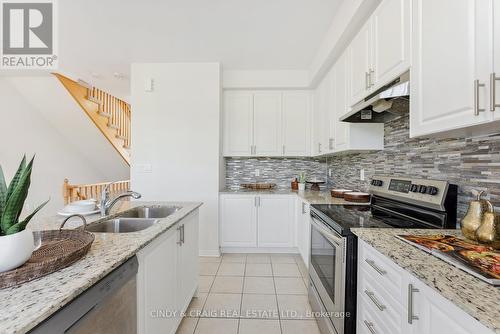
0, 201, 202, 334
352, 228, 500, 333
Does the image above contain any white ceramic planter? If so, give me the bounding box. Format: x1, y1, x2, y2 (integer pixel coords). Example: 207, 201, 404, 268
0, 229, 34, 272
298, 183, 306, 191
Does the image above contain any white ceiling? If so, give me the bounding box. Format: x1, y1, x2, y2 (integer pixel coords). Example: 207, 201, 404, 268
58, 0, 342, 97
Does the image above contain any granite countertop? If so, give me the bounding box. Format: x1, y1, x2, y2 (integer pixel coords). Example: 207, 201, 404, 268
351, 228, 500, 333
220, 188, 370, 206
0, 201, 203, 334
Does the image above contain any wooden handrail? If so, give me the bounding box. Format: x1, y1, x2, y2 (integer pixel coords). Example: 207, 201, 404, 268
63, 178, 130, 205
54, 73, 131, 164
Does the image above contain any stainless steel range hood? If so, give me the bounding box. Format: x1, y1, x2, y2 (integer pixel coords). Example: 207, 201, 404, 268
340, 71, 409, 123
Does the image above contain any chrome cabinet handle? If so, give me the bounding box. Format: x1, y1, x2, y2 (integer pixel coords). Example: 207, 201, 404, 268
181, 224, 185, 244
474, 79, 485, 115
365, 259, 387, 275
302, 202, 306, 214
318, 143, 322, 154
365, 72, 370, 89
177, 225, 182, 245
329, 138, 334, 150
254, 196, 261, 207
407, 284, 420, 324
254, 196, 258, 207
282, 145, 286, 156
364, 290, 386, 311
364, 320, 377, 334
369, 68, 375, 87
491, 73, 500, 111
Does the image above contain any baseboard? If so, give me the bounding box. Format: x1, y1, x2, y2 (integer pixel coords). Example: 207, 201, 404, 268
199, 249, 221, 257
220, 247, 299, 254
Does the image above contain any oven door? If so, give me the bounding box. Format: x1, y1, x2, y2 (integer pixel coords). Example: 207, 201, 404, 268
309, 216, 346, 334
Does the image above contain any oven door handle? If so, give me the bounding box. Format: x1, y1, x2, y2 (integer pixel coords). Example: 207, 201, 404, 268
311, 217, 344, 246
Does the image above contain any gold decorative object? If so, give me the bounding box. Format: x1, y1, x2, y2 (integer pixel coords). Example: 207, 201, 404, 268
461, 190, 492, 241
476, 211, 500, 249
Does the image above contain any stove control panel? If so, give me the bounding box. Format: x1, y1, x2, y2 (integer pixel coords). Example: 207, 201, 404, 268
369, 175, 451, 211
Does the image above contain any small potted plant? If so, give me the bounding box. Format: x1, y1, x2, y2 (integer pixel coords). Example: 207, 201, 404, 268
298, 172, 306, 191
0, 156, 49, 272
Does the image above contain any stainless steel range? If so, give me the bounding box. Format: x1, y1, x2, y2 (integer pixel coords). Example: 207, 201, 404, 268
308, 175, 458, 334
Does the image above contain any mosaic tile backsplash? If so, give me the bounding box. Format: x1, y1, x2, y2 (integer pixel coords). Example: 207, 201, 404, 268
225, 157, 327, 190
225, 111, 500, 222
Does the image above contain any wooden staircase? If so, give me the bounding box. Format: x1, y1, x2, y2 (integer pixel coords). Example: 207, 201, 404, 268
53, 73, 131, 165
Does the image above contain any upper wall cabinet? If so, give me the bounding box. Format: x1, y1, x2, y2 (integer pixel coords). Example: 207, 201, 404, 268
253, 92, 282, 156
348, 0, 410, 107
282, 92, 311, 156
223, 92, 254, 156
410, 0, 494, 137
223, 91, 311, 157
313, 71, 333, 155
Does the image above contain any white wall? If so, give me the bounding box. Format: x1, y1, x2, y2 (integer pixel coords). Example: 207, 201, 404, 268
131, 63, 221, 256
0, 77, 128, 218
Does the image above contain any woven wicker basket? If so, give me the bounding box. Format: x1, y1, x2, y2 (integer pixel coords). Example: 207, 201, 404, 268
0, 228, 94, 289
241, 183, 276, 190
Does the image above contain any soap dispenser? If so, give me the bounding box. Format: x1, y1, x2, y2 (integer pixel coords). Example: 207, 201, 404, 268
461, 190, 492, 241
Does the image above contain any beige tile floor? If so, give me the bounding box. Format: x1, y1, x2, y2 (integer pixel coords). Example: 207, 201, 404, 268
177, 253, 320, 334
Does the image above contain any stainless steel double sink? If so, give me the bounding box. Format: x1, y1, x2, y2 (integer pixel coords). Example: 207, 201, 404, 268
86, 205, 182, 233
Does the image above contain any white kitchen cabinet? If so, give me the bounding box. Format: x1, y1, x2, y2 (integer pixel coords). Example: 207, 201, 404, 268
257, 195, 295, 248
348, 0, 410, 107
348, 20, 373, 107
220, 195, 257, 247
219, 194, 295, 250
137, 226, 178, 334
223, 91, 311, 157
177, 212, 199, 313
371, 0, 410, 88
313, 71, 334, 156
296, 198, 310, 268
331, 51, 385, 154
357, 240, 493, 334
137, 210, 199, 334
253, 92, 282, 156
410, 276, 492, 334
410, 0, 493, 137
223, 92, 253, 156
282, 92, 311, 156
492, 2, 500, 118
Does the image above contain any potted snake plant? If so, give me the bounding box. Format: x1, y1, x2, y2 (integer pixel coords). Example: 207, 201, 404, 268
0, 156, 49, 272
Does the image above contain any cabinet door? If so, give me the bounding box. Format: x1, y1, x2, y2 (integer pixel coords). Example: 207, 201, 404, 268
332, 52, 350, 152
313, 76, 331, 155
177, 212, 199, 313
410, 278, 492, 334
137, 229, 178, 334
349, 20, 372, 106
298, 200, 310, 268
253, 92, 282, 156
282, 92, 311, 156
220, 195, 257, 247
493, 2, 500, 118
371, 0, 410, 88
223, 92, 253, 156
257, 196, 294, 248
410, 0, 492, 137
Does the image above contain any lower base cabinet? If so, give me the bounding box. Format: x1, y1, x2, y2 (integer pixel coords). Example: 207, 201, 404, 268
357, 240, 493, 334
296, 198, 310, 267
219, 194, 295, 250
137, 210, 199, 334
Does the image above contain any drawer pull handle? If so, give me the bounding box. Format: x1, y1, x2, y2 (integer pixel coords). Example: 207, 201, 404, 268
407, 284, 420, 324
364, 290, 386, 311
364, 320, 377, 334
365, 259, 387, 275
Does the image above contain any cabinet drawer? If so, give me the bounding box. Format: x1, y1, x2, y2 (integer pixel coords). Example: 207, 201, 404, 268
358, 240, 405, 300
357, 290, 397, 334
358, 267, 403, 333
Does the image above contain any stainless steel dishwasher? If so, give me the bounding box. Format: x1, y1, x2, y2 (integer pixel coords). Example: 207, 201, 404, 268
30, 256, 138, 334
